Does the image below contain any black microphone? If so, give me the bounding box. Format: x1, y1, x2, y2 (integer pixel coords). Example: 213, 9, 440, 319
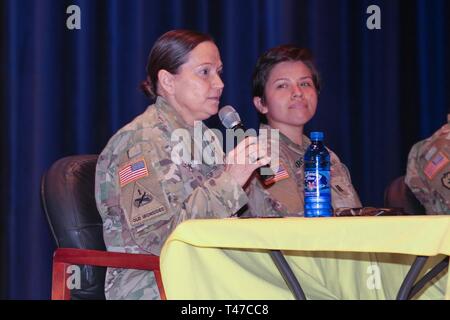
218, 105, 275, 185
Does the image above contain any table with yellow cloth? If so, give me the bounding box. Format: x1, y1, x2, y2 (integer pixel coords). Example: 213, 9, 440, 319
160, 216, 450, 299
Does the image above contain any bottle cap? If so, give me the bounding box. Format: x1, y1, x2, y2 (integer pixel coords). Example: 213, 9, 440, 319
310, 131, 324, 141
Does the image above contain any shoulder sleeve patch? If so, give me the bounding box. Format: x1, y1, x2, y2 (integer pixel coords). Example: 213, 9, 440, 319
128, 182, 167, 226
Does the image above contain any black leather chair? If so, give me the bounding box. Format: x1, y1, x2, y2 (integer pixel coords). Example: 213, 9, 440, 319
41, 155, 164, 300
384, 176, 425, 215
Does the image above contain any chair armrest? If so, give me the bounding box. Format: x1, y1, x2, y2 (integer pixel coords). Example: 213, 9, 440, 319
52, 248, 165, 300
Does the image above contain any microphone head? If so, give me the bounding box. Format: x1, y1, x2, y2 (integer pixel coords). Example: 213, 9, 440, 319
218, 105, 241, 129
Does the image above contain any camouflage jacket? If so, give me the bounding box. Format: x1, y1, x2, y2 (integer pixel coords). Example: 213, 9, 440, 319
405, 114, 450, 214
244, 125, 362, 217
95, 97, 248, 299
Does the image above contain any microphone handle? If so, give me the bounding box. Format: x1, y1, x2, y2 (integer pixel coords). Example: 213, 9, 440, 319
231, 122, 246, 131
230, 123, 275, 185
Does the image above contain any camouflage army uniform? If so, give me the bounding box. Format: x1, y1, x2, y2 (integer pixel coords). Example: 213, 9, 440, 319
245, 124, 361, 217
405, 114, 450, 214
95, 97, 248, 299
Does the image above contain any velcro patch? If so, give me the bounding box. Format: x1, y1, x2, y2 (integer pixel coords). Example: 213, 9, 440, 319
424, 151, 449, 179
263, 162, 290, 185
127, 145, 142, 159
424, 146, 437, 161
119, 158, 149, 187
129, 182, 167, 226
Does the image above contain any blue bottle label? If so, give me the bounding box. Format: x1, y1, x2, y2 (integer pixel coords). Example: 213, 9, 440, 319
304, 170, 331, 197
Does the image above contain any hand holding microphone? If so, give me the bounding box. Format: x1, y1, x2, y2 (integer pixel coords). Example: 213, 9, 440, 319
223, 136, 271, 187
219, 106, 275, 186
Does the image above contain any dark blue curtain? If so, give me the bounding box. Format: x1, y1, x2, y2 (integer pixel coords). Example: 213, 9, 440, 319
1, 0, 449, 299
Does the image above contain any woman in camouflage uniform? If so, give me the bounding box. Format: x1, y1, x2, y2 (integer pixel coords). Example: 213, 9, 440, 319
405, 114, 450, 214
246, 45, 361, 217
242, 46, 447, 300
95, 30, 270, 299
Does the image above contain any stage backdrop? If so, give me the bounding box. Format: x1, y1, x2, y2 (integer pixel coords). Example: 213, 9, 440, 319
1, 0, 449, 299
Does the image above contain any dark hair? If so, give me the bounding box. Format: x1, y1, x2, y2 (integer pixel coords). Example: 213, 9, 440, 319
252, 45, 321, 101
141, 29, 214, 99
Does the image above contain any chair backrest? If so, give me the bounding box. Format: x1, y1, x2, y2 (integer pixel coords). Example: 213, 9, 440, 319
41, 154, 106, 299
384, 176, 425, 215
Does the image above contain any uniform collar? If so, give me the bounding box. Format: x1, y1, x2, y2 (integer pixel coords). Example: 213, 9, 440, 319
151, 96, 221, 162
153, 96, 196, 132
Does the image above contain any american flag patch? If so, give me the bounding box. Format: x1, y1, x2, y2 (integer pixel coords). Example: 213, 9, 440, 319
424, 151, 449, 179
119, 158, 149, 187
263, 164, 290, 185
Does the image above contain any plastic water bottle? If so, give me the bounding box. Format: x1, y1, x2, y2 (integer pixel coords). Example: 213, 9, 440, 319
304, 132, 332, 217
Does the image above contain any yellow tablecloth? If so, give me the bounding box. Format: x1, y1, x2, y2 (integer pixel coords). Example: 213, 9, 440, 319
160, 216, 450, 299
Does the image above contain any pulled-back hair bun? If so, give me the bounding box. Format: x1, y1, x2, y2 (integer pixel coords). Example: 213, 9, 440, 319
141, 29, 214, 100
140, 76, 156, 99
